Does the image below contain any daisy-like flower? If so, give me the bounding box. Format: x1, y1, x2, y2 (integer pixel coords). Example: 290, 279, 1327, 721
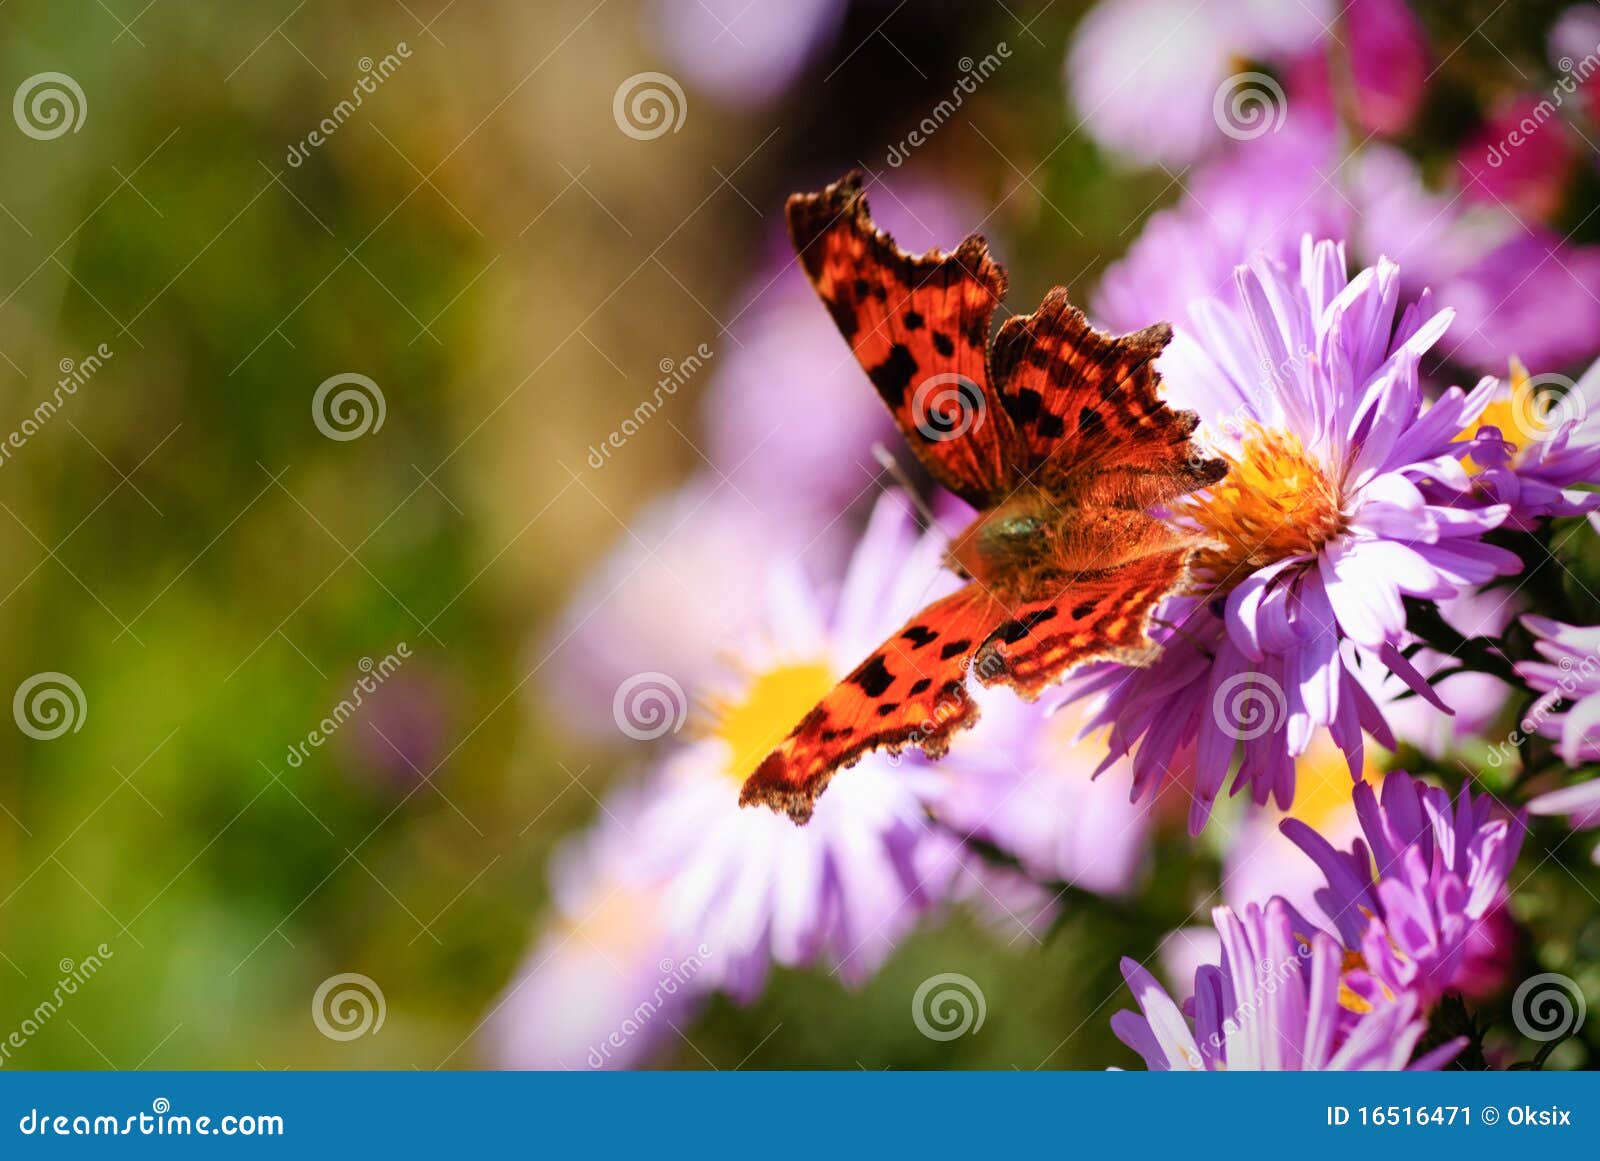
1071, 238, 1521, 831
1282, 771, 1526, 1007
1455, 358, 1600, 530
610, 492, 1041, 998
1112, 897, 1464, 1070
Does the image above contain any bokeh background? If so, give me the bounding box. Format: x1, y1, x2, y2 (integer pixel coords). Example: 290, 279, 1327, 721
1, 0, 1598, 1069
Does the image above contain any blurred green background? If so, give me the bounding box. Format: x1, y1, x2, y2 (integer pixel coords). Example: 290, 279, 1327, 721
0, 0, 1593, 1070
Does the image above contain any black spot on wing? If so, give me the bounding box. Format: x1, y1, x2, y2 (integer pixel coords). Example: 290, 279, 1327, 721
868, 345, 918, 409
938, 638, 972, 660
903, 310, 924, 330
994, 606, 1060, 645
932, 332, 955, 357
908, 677, 932, 696
900, 625, 939, 649
1001, 387, 1042, 427
850, 654, 896, 698
1071, 599, 1099, 620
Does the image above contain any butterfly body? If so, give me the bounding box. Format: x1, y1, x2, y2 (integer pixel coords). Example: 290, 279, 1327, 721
740, 172, 1227, 824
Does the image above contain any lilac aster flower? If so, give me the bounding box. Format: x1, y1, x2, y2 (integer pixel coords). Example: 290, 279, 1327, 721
648, 0, 845, 105
1112, 897, 1464, 1070
1457, 358, 1600, 530
608, 493, 1037, 997
1074, 239, 1519, 831
1282, 771, 1526, 1007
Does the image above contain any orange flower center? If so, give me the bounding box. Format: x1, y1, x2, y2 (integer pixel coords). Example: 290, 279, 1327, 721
1172, 422, 1347, 596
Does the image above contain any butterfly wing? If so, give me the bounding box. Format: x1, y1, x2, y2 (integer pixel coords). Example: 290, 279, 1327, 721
990, 289, 1226, 506
739, 583, 1001, 823
739, 537, 1198, 824
786, 172, 1021, 506
972, 542, 1196, 699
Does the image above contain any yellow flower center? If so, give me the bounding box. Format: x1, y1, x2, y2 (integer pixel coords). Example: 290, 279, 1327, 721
1455, 357, 1542, 473
1172, 422, 1347, 596
1284, 734, 1383, 831
707, 661, 836, 783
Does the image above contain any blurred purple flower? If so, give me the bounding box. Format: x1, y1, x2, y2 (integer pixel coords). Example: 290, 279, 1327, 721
1528, 780, 1600, 867
1093, 120, 1348, 334
1458, 95, 1576, 223
1219, 736, 1381, 923
488, 790, 710, 1069
1065, 0, 1332, 167
1112, 897, 1463, 1070
1103, 126, 1600, 376
1357, 589, 1520, 758
1344, 0, 1430, 134
1074, 239, 1518, 831
1519, 614, 1600, 765
597, 493, 1035, 997
927, 693, 1157, 896
1551, 4, 1600, 125
647, 0, 846, 105
346, 670, 450, 792
1283, 771, 1526, 1007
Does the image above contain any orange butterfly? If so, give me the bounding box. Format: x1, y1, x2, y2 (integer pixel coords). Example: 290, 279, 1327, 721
740, 172, 1227, 824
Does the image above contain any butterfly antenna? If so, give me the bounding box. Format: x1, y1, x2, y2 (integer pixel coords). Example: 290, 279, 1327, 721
871, 443, 938, 526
